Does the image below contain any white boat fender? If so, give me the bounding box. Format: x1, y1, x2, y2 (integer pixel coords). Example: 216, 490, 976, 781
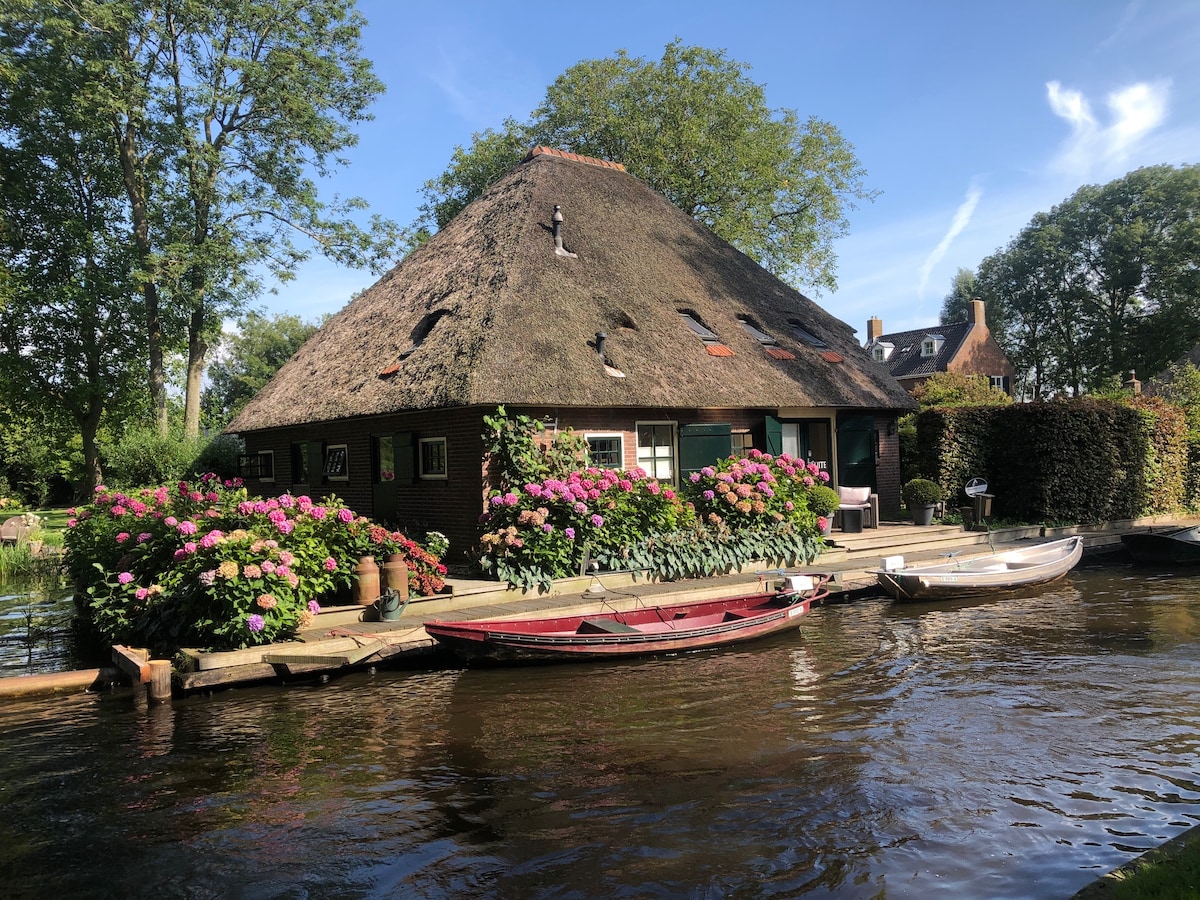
882, 555, 905, 572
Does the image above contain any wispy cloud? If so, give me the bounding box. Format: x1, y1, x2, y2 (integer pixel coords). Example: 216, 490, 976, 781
917, 183, 982, 298
1046, 79, 1170, 178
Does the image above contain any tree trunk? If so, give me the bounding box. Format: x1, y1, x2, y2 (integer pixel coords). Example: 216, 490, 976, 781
78, 404, 103, 498
183, 307, 207, 438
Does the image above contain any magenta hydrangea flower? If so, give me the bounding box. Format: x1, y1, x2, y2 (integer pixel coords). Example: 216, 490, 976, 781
165, 516, 178, 527
138, 533, 152, 543
183, 542, 198, 554
278, 494, 295, 508
116, 532, 130, 543
277, 520, 294, 535
117, 571, 133, 585
590, 514, 604, 527
323, 557, 337, 571
111, 505, 127, 516
246, 614, 265, 633
564, 527, 576, 539
703, 490, 715, 501
308, 600, 321, 614
135, 587, 149, 601
309, 506, 327, 520
337, 508, 354, 524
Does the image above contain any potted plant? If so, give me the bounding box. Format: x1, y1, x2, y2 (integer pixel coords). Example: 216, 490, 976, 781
807, 484, 840, 536
901, 478, 943, 526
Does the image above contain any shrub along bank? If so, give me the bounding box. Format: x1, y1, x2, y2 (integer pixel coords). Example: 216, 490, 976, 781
915, 396, 1191, 520
65, 475, 446, 654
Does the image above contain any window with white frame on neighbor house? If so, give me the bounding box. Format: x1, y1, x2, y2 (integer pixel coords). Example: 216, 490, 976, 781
419, 437, 447, 479
586, 434, 623, 469
637, 423, 675, 481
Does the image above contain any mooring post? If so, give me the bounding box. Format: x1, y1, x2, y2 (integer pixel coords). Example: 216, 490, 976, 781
147, 660, 173, 702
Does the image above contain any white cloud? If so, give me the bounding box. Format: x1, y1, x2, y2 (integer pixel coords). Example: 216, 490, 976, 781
1046, 79, 1170, 178
917, 183, 983, 298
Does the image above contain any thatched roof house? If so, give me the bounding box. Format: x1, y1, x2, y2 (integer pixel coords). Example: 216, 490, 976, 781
229, 147, 915, 560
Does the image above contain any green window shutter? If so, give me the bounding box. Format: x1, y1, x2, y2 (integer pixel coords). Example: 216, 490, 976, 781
764, 416, 783, 456
393, 432, 415, 482
679, 423, 732, 478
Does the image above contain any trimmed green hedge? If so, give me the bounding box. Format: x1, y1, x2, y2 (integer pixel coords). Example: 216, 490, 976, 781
916, 397, 1191, 523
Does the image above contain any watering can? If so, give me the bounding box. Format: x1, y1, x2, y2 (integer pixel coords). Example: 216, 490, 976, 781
375, 588, 408, 622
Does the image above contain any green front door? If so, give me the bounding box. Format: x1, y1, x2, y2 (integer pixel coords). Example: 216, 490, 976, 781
836, 414, 876, 488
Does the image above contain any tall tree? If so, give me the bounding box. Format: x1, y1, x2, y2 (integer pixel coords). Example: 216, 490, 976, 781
418, 40, 877, 292
3, 0, 403, 439
974, 164, 1200, 396
0, 13, 145, 494
202, 311, 320, 427
938, 267, 978, 325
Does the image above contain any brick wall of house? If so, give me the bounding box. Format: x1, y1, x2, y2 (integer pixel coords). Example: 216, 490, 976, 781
873, 414, 902, 519
239, 404, 904, 569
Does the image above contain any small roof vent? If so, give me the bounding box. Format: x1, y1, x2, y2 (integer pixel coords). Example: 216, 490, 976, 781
552, 205, 577, 259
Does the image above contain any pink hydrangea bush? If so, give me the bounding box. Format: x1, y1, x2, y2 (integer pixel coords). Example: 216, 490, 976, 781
683, 450, 830, 532
478, 466, 689, 591
65, 475, 446, 652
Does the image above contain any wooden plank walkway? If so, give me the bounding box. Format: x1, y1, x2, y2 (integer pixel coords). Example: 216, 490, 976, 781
173, 515, 1184, 693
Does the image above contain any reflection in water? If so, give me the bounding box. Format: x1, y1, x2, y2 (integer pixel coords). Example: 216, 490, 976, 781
0, 567, 1198, 898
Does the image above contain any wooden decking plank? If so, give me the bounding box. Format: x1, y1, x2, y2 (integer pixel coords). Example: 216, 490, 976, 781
111, 645, 151, 684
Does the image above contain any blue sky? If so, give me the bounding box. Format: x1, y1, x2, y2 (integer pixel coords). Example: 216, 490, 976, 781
262, 0, 1200, 340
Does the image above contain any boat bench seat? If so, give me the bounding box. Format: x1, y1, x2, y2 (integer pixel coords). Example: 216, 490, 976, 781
723, 611, 750, 622
577, 618, 640, 635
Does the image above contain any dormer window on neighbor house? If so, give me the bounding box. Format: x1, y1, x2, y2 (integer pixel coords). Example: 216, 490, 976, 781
679, 310, 734, 356
921, 334, 945, 357
872, 342, 894, 362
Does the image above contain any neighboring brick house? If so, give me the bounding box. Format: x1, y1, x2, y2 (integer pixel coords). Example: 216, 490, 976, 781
865, 300, 1016, 395
227, 147, 915, 567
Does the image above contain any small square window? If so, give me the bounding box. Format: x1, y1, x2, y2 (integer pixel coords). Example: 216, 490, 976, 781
731, 432, 755, 458
586, 434, 624, 469
238, 450, 274, 481
989, 375, 1006, 391
419, 437, 447, 479
323, 444, 349, 481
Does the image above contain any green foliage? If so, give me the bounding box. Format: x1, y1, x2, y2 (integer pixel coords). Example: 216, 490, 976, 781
915, 398, 1192, 522
901, 479, 943, 507
101, 427, 243, 490
912, 372, 1013, 408
478, 443, 828, 592
482, 406, 589, 491
976, 164, 1200, 397
64, 476, 447, 653
418, 39, 876, 291
203, 312, 321, 428
1150, 361, 1200, 506
808, 484, 840, 517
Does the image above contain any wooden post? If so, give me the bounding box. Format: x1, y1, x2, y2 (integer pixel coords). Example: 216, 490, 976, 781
147, 660, 172, 702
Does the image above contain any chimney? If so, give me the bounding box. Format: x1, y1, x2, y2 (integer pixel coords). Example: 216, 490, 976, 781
969, 298, 987, 329
1123, 370, 1141, 394
867, 317, 883, 344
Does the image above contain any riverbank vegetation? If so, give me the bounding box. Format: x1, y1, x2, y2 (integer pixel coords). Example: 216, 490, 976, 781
64, 476, 446, 654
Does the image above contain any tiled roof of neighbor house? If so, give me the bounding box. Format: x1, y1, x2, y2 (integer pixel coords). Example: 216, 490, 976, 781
228, 147, 915, 433
873, 322, 973, 379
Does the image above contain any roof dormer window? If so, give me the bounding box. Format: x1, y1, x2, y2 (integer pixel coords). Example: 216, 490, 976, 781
921, 334, 945, 357
788, 319, 829, 349
872, 342, 894, 362
679, 309, 734, 357
739, 315, 797, 360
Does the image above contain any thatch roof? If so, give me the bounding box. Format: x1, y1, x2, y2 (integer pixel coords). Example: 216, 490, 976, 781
229, 147, 914, 433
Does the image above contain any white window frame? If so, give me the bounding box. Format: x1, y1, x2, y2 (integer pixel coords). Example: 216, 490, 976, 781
585, 433, 625, 470
323, 443, 349, 482
636, 421, 677, 483
419, 437, 448, 480
921, 335, 944, 357
989, 375, 1006, 391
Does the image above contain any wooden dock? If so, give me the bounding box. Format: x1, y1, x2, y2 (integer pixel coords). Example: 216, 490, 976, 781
0, 515, 1186, 701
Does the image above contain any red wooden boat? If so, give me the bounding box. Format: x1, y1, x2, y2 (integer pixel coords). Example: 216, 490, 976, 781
424, 574, 830, 664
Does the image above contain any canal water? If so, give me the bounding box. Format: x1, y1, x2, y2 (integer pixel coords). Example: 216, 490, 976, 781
0, 565, 1198, 899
